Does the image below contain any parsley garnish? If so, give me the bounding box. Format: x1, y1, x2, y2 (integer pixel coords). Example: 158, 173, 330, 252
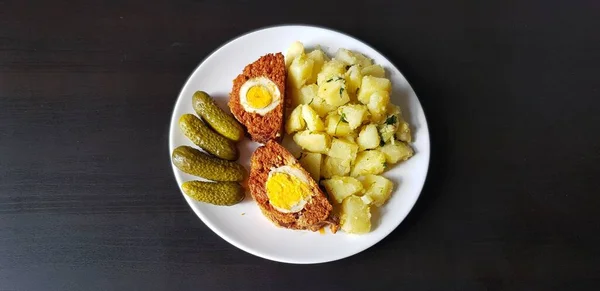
355, 87, 360, 95
326, 78, 334, 83
382, 162, 387, 168
339, 87, 345, 97
308, 98, 314, 105
385, 115, 397, 125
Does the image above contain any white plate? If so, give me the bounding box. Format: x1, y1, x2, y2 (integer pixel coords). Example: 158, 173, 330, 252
169, 25, 430, 264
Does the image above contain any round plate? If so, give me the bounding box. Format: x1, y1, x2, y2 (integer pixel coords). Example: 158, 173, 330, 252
169, 25, 430, 264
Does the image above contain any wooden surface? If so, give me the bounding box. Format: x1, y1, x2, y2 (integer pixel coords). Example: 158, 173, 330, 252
1, 1, 599, 290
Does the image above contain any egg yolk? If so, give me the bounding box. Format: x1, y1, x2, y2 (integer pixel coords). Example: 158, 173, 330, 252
265, 172, 310, 212
246, 86, 272, 109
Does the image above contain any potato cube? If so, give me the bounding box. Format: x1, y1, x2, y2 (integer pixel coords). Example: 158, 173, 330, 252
379, 141, 414, 164
291, 84, 317, 108
285, 105, 305, 134
289, 55, 314, 89
328, 138, 358, 161
310, 96, 337, 117
321, 176, 364, 203
361, 64, 385, 78
301, 104, 325, 132
306, 49, 328, 84
358, 174, 393, 207
337, 104, 368, 130
298, 152, 322, 182
325, 114, 353, 137
317, 60, 346, 85
360, 195, 374, 205
321, 155, 351, 178
345, 65, 362, 101
340, 133, 358, 143
350, 150, 386, 177
285, 41, 304, 67
367, 91, 390, 122
335, 49, 372, 67
340, 195, 371, 234
293, 131, 331, 154
357, 124, 380, 151
357, 76, 392, 104
318, 76, 350, 107
396, 120, 412, 143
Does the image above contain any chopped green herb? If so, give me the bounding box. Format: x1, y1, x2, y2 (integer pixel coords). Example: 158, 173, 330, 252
382, 162, 387, 168
326, 78, 334, 83
339, 87, 345, 97
308, 98, 314, 105
385, 115, 397, 125
345, 65, 352, 70
355, 87, 360, 95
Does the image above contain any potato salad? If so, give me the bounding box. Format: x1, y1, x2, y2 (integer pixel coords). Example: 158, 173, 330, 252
284, 42, 414, 234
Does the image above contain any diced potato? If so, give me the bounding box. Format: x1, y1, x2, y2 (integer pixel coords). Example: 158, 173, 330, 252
321, 155, 351, 178
321, 176, 364, 203
340, 133, 358, 143
360, 195, 374, 205
396, 120, 412, 143
325, 114, 353, 137
293, 131, 331, 154
291, 84, 317, 108
285, 41, 304, 67
285, 105, 305, 134
301, 104, 325, 132
367, 91, 390, 122
357, 174, 393, 207
350, 150, 386, 177
310, 96, 337, 117
357, 124, 380, 151
289, 55, 314, 89
317, 59, 345, 85
361, 64, 385, 78
345, 65, 362, 101
379, 141, 414, 164
306, 49, 328, 84
335, 49, 372, 67
378, 124, 396, 144
298, 152, 322, 182
328, 138, 358, 161
340, 195, 371, 234
318, 75, 350, 107
357, 76, 392, 104
337, 104, 368, 130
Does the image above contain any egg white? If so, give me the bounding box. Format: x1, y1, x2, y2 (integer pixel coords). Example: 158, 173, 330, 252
267, 165, 312, 213
239, 77, 281, 116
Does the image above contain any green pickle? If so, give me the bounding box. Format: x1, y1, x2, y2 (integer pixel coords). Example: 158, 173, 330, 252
179, 114, 238, 160
172, 146, 245, 181
182, 181, 244, 206
192, 91, 244, 142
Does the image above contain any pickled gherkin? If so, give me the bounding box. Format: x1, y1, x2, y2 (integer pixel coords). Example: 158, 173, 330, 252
192, 91, 244, 142
179, 114, 238, 160
172, 146, 244, 181
182, 181, 244, 206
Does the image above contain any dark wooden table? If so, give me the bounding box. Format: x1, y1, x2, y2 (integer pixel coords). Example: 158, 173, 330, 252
1, 1, 599, 290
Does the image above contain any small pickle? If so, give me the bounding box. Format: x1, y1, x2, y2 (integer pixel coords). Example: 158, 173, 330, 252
182, 181, 244, 206
172, 146, 245, 181
192, 91, 244, 142
179, 114, 238, 160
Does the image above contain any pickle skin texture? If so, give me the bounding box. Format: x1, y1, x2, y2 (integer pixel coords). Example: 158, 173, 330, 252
192, 91, 244, 142
172, 146, 245, 181
179, 114, 239, 160
182, 181, 244, 206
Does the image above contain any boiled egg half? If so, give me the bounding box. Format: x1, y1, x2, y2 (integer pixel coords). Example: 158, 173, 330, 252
265, 165, 312, 213
239, 77, 281, 116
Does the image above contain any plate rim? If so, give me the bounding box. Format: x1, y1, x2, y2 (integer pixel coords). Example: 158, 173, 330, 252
168, 24, 431, 264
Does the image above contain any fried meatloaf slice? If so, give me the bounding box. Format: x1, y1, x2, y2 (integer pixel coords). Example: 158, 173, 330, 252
249, 140, 339, 233
228, 53, 286, 144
